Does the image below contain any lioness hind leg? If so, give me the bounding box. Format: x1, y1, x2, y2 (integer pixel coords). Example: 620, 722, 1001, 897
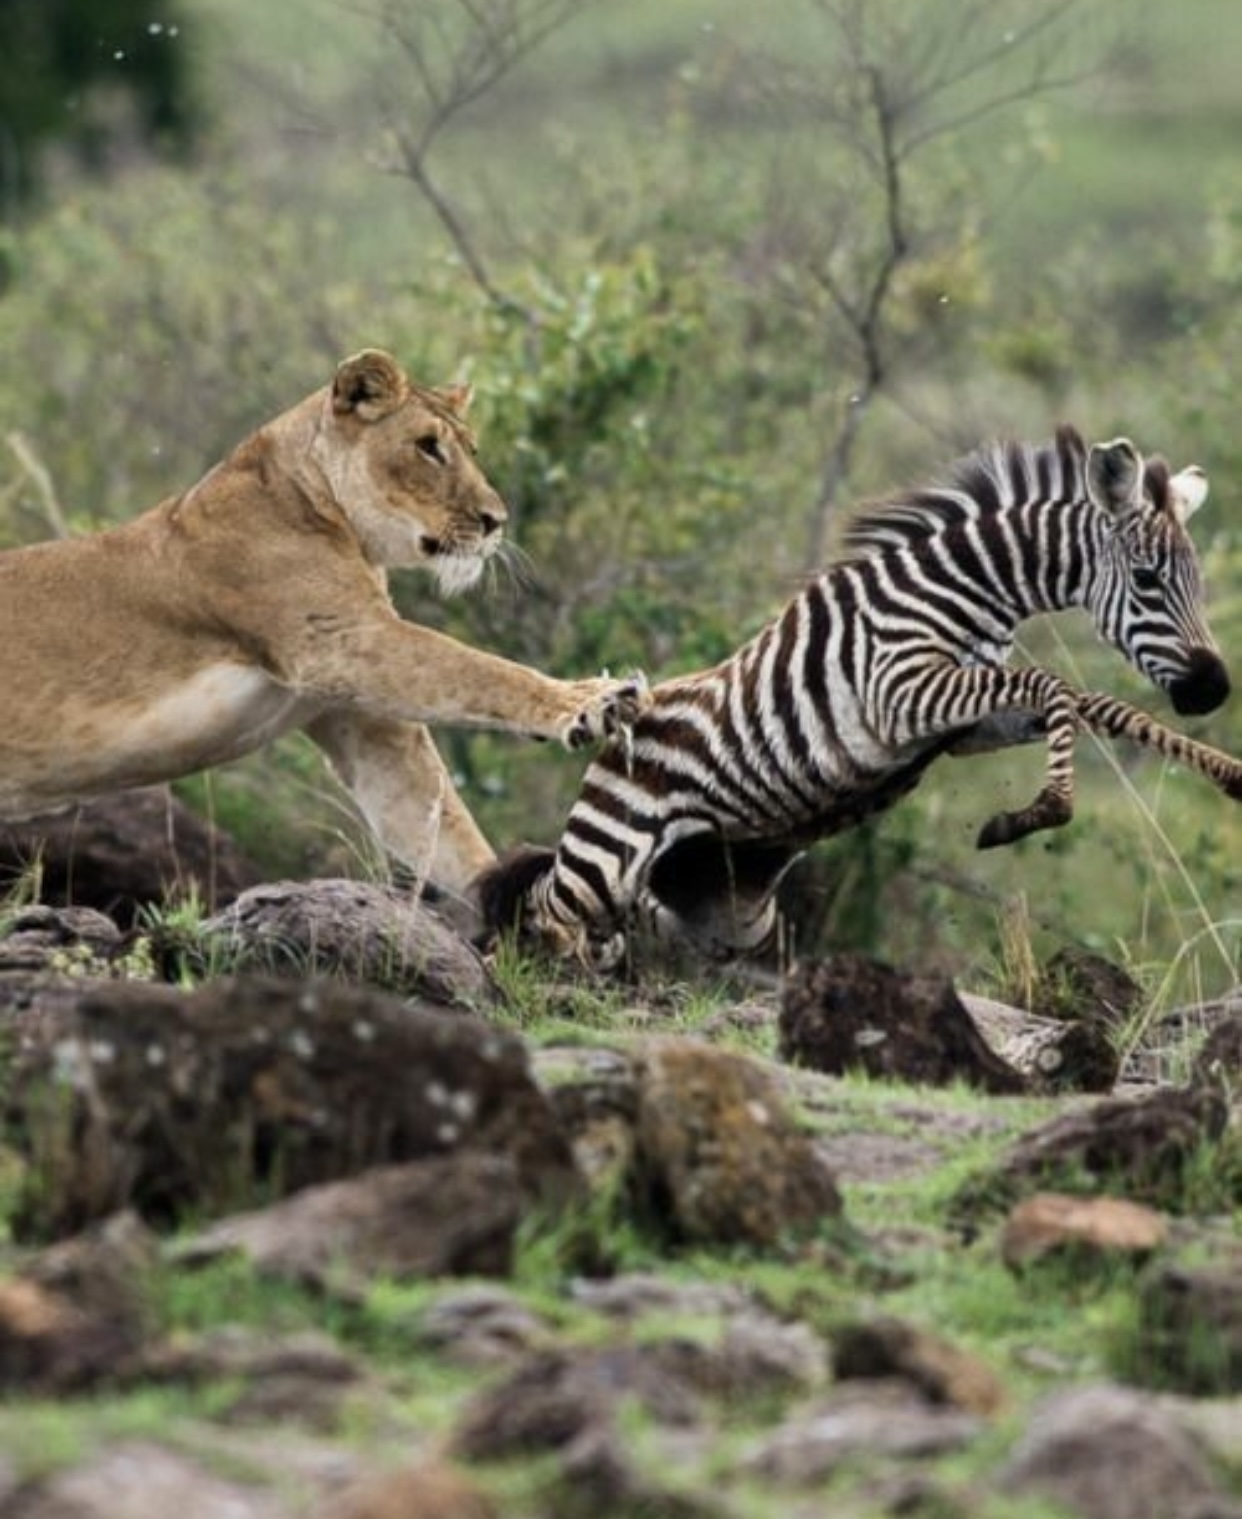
305, 712, 495, 894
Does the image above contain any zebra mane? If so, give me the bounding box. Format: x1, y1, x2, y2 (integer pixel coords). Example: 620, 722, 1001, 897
842, 424, 1090, 559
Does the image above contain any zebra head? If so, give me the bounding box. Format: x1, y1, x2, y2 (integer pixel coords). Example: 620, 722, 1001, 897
1084, 438, 1229, 716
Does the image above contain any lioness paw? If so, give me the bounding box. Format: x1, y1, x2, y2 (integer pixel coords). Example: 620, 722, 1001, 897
562, 672, 651, 751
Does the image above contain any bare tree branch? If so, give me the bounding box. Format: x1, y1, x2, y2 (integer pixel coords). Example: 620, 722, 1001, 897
5, 431, 68, 540
358, 0, 595, 315
779, 0, 1099, 569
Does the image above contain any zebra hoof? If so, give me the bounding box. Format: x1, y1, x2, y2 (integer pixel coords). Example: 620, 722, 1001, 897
977, 792, 1073, 849
976, 813, 1019, 850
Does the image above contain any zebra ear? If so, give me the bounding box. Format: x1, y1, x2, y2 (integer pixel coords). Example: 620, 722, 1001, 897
1168, 465, 1208, 525
1086, 437, 1143, 513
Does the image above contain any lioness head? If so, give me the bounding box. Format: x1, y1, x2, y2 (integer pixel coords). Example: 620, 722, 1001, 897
311, 349, 508, 595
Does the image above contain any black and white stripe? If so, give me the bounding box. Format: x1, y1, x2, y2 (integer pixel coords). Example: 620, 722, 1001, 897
480, 426, 1240, 963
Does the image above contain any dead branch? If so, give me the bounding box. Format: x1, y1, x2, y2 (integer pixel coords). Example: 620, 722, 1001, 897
5, 431, 69, 540
786, 0, 1096, 569
362, 0, 595, 317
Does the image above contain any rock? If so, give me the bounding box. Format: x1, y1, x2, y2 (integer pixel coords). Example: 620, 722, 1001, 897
1000, 1192, 1169, 1271
0, 1212, 157, 1392
832, 1316, 1006, 1416
781, 956, 1028, 1094
571, 1273, 754, 1321
0, 1276, 138, 1394
573, 1274, 829, 1398
0, 1441, 292, 1519
1034, 946, 1142, 1030
136, 1326, 366, 1429
20, 1209, 159, 1321
632, 1038, 844, 1248
449, 1339, 733, 1516
710, 1314, 830, 1398
993, 1084, 1231, 1212
5, 975, 577, 1239
536, 1044, 640, 1192
416, 1284, 553, 1366
176, 1155, 523, 1293
311, 1462, 498, 1519
0, 789, 265, 929
451, 1344, 702, 1461
0, 904, 122, 975
996, 1382, 1242, 1519
740, 1380, 983, 1485
1130, 1257, 1242, 1394
201, 879, 493, 1007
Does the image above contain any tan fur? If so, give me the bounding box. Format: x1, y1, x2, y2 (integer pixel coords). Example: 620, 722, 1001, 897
0, 350, 648, 894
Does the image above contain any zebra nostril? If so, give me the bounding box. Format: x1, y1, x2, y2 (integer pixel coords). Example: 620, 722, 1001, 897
1170, 649, 1230, 716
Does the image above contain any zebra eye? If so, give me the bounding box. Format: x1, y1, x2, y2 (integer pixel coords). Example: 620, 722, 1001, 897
1132, 566, 1161, 593
416, 434, 447, 465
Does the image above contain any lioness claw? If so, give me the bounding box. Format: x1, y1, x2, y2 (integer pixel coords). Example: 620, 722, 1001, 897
564, 672, 651, 750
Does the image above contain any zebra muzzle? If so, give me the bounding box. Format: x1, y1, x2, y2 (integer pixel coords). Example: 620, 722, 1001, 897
1169, 649, 1230, 716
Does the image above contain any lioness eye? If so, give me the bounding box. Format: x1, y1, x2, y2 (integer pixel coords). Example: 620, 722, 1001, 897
416, 434, 447, 465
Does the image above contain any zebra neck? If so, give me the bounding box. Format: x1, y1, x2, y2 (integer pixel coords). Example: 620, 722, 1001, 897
1014, 496, 1108, 617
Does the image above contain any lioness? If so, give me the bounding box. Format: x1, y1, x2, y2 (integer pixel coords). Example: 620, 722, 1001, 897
0, 349, 649, 894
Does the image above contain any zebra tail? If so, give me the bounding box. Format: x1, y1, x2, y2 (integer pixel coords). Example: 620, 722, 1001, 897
474, 844, 557, 942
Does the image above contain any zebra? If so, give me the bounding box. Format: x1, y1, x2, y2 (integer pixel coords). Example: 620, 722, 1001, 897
478, 426, 1241, 966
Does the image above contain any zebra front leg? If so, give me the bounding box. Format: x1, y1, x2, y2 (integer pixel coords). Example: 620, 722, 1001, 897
976, 678, 1081, 848
885, 661, 1082, 850
1075, 691, 1242, 801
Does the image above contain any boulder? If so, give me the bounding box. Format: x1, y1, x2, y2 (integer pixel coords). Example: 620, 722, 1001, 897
451, 1343, 702, 1460
0, 787, 263, 926
994, 1084, 1230, 1212
781, 956, 1028, 1094
0, 1211, 157, 1393
0, 903, 123, 975
739, 1379, 983, 1485
176, 1155, 524, 1293
996, 1382, 1242, 1519
311, 1463, 498, 1519
832, 1316, 1006, 1416
136, 1326, 366, 1430
632, 1038, 844, 1248
5, 975, 577, 1239
200, 879, 493, 1007
0, 1442, 292, 1519
1130, 1256, 1242, 1394
1033, 946, 1142, 1031
1000, 1192, 1168, 1271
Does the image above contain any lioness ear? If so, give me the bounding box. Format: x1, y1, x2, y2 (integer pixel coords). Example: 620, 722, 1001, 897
332, 350, 408, 421
1086, 437, 1143, 514
436, 381, 473, 419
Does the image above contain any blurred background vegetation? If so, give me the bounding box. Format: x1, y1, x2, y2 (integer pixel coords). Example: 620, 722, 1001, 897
0, 0, 1238, 1003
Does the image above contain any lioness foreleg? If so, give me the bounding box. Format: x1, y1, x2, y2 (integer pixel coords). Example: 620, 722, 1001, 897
306, 711, 494, 893
286, 618, 650, 750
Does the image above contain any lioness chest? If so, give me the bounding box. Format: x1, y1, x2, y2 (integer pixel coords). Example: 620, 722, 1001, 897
0, 661, 317, 820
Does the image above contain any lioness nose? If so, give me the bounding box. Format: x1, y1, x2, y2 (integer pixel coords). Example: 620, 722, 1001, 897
481, 503, 507, 536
